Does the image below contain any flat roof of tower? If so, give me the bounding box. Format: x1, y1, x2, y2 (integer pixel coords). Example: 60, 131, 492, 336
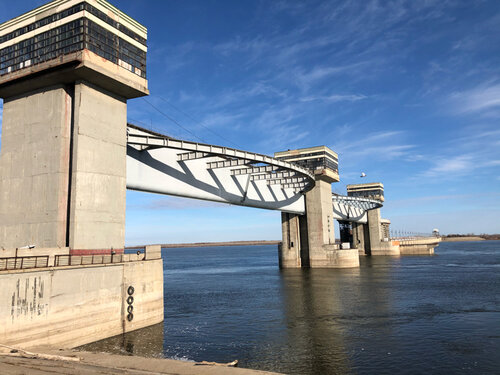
274, 145, 338, 159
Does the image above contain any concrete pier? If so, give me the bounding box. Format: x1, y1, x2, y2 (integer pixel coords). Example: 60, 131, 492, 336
0, 0, 149, 254
276, 147, 359, 268
0, 0, 162, 349
347, 183, 399, 256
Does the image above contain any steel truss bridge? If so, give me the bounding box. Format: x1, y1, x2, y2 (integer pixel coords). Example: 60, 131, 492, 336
126, 124, 381, 221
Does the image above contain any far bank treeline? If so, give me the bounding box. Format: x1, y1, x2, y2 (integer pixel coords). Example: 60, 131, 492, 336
444, 234, 500, 241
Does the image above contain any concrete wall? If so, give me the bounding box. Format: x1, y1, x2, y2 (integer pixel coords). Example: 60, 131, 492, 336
305, 179, 336, 253
69, 81, 127, 252
0, 85, 72, 249
0, 81, 127, 252
0, 258, 163, 349
279, 213, 302, 268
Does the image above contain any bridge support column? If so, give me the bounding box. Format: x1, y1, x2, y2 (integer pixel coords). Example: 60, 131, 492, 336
0, 82, 127, 254
0, 86, 72, 249
304, 179, 359, 268
352, 222, 368, 255
366, 208, 399, 255
67, 82, 127, 254
279, 213, 309, 268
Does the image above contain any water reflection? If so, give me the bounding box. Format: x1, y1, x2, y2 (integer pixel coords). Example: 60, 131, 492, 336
279, 269, 355, 374
78, 243, 500, 375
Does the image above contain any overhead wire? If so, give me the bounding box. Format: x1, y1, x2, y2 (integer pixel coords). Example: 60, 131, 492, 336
157, 96, 242, 149
141, 98, 207, 143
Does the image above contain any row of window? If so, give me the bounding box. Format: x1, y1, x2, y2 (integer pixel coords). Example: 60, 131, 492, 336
0, 20, 84, 64
347, 190, 384, 198
85, 3, 147, 46
290, 157, 339, 173
0, 42, 83, 76
0, 2, 146, 47
0, 18, 146, 78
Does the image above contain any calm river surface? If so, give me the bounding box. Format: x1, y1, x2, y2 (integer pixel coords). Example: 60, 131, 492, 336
82, 241, 500, 374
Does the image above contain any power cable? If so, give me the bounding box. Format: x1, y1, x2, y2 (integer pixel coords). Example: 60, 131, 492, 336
141, 98, 207, 143
157, 96, 242, 149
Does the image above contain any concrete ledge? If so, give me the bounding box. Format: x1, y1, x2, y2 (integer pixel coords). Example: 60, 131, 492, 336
0, 50, 149, 99
398, 237, 440, 255
309, 247, 360, 268
370, 241, 400, 256
399, 245, 435, 255
0, 349, 281, 374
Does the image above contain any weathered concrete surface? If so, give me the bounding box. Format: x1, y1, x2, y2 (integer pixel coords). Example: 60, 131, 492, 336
68, 81, 127, 252
352, 222, 366, 255
306, 179, 359, 268
279, 213, 303, 268
366, 209, 400, 256
0, 81, 128, 252
279, 179, 360, 268
0, 259, 163, 349
309, 247, 360, 268
399, 237, 441, 255
0, 86, 72, 249
0, 350, 280, 375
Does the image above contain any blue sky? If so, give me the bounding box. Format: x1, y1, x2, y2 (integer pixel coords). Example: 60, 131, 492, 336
1, 0, 500, 244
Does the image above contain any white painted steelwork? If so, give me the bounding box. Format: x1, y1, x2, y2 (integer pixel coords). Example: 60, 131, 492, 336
126, 124, 314, 214
126, 124, 383, 220
332, 194, 383, 223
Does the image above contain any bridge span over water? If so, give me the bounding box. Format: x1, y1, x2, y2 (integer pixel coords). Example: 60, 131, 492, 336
126, 124, 381, 222
0, 0, 440, 351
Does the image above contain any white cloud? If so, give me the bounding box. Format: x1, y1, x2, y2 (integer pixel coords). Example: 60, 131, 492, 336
450, 83, 500, 115
420, 154, 474, 177
299, 94, 367, 103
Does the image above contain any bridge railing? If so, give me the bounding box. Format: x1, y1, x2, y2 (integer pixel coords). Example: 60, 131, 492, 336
54, 253, 144, 267
0, 255, 49, 271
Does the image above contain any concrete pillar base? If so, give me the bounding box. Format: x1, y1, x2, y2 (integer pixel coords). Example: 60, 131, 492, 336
370, 241, 400, 256
399, 245, 435, 255
309, 245, 360, 268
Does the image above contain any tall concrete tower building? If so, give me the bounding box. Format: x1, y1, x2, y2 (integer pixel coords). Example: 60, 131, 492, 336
275, 147, 359, 268
0, 0, 148, 253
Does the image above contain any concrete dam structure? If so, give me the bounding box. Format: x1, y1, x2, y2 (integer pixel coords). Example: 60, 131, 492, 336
0, 0, 440, 349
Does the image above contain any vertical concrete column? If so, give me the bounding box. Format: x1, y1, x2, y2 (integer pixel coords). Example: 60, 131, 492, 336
366, 208, 399, 255
68, 82, 127, 254
305, 179, 335, 251
305, 179, 359, 268
367, 208, 382, 250
352, 222, 367, 255
0, 86, 72, 248
279, 212, 302, 268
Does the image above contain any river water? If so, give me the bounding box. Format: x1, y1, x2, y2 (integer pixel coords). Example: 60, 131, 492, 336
82, 241, 500, 374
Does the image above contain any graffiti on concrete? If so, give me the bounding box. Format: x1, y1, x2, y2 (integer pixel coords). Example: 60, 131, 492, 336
11, 276, 48, 321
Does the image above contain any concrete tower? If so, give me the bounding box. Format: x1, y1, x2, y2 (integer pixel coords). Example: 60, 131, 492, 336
348, 183, 398, 255
275, 146, 359, 268
0, 0, 148, 254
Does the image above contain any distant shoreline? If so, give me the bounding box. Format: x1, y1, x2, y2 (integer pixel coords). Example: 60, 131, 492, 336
441, 236, 486, 242
126, 240, 281, 249
127, 236, 500, 248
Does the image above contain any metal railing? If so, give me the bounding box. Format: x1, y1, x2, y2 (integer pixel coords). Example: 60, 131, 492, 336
389, 231, 439, 240
0, 256, 49, 271
55, 253, 143, 267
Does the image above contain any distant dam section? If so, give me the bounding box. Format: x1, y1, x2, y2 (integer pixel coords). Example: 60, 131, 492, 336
127, 240, 282, 249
